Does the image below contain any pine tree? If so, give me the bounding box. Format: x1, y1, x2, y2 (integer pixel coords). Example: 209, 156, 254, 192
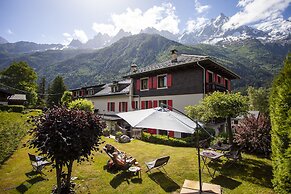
269, 54, 291, 194
47, 76, 67, 107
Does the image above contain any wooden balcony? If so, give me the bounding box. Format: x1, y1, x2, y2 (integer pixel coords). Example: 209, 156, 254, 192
206, 83, 228, 93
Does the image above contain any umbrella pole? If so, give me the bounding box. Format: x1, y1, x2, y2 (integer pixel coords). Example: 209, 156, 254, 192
196, 122, 203, 193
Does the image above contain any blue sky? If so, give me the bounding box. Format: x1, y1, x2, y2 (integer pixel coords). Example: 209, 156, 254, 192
0, 0, 290, 44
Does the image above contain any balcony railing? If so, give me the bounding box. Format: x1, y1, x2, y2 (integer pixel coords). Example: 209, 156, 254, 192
206, 83, 228, 93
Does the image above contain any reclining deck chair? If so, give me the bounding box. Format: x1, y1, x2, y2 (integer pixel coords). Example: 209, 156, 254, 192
28, 153, 51, 175
103, 144, 136, 170
224, 147, 243, 167
145, 156, 170, 173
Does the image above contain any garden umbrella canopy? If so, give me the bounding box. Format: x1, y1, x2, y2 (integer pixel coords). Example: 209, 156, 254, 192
117, 107, 201, 134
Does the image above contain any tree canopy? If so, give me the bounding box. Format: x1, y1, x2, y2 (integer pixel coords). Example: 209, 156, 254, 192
68, 98, 94, 112
29, 107, 103, 193
0, 61, 38, 105
61, 91, 72, 107
186, 91, 248, 144
247, 86, 270, 115
269, 54, 291, 194
47, 76, 66, 107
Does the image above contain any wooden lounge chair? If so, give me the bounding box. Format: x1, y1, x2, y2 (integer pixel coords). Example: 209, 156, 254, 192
28, 153, 51, 175
103, 144, 136, 170
145, 156, 170, 173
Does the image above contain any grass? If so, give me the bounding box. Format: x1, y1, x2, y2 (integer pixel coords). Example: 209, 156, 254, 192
0, 134, 275, 194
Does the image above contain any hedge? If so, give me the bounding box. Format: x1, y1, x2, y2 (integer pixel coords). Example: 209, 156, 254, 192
141, 132, 194, 147
269, 54, 291, 194
0, 105, 25, 112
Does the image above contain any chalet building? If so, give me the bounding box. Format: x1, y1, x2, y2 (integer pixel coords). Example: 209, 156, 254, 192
126, 50, 240, 137
71, 50, 240, 138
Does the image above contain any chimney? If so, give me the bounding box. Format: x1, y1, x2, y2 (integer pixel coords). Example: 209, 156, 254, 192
171, 49, 178, 63
130, 63, 137, 73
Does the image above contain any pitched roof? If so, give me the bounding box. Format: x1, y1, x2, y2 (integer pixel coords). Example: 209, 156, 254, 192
8, 94, 26, 101
128, 54, 240, 79
92, 80, 130, 97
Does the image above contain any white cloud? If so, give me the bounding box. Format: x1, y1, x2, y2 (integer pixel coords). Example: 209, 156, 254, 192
186, 17, 209, 33
223, 0, 290, 30
73, 29, 88, 43
92, 3, 180, 36
7, 29, 13, 34
194, 0, 211, 14
62, 30, 88, 45
92, 23, 117, 36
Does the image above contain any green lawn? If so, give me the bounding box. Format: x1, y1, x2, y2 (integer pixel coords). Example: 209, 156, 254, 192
0, 135, 274, 194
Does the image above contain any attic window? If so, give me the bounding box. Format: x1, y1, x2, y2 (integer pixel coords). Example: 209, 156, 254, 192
111, 85, 119, 93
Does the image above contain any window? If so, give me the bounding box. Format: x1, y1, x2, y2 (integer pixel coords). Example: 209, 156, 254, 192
132, 101, 138, 110
119, 102, 128, 112
157, 74, 167, 89
140, 78, 149, 90
88, 89, 94, 95
208, 71, 213, 83
108, 102, 115, 112
159, 100, 167, 107
158, 129, 167, 136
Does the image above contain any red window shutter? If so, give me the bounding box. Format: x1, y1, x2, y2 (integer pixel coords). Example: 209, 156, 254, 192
119, 102, 122, 112
221, 77, 225, 85
206, 70, 209, 83
112, 102, 115, 112
168, 131, 174, 137
136, 79, 140, 91
148, 101, 152, 108
107, 102, 110, 111
167, 100, 173, 110
141, 101, 145, 109
131, 101, 135, 109
153, 76, 157, 89
167, 74, 172, 87
214, 73, 218, 83
148, 77, 152, 89
152, 129, 157, 134
153, 100, 158, 108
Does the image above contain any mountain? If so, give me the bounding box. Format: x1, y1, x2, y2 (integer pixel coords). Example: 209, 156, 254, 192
0, 36, 8, 44
0, 34, 288, 91
0, 41, 63, 55
84, 33, 111, 49
65, 13, 290, 50
179, 13, 273, 45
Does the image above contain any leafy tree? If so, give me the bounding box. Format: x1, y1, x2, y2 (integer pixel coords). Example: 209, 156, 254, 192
68, 99, 94, 112
36, 77, 46, 107
47, 76, 66, 107
0, 61, 38, 106
61, 91, 72, 107
234, 114, 271, 156
29, 107, 103, 194
186, 91, 248, 145
247, 86, 270, 115
269, 54, 291, 194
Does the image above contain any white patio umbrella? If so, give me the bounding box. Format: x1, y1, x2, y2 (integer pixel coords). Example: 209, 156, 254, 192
117, 107, 199, 134
117, 106, 205, 192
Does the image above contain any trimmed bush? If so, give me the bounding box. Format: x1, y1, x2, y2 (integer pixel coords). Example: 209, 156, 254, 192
0, 105, 24, 113
269, 54, 291, 194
